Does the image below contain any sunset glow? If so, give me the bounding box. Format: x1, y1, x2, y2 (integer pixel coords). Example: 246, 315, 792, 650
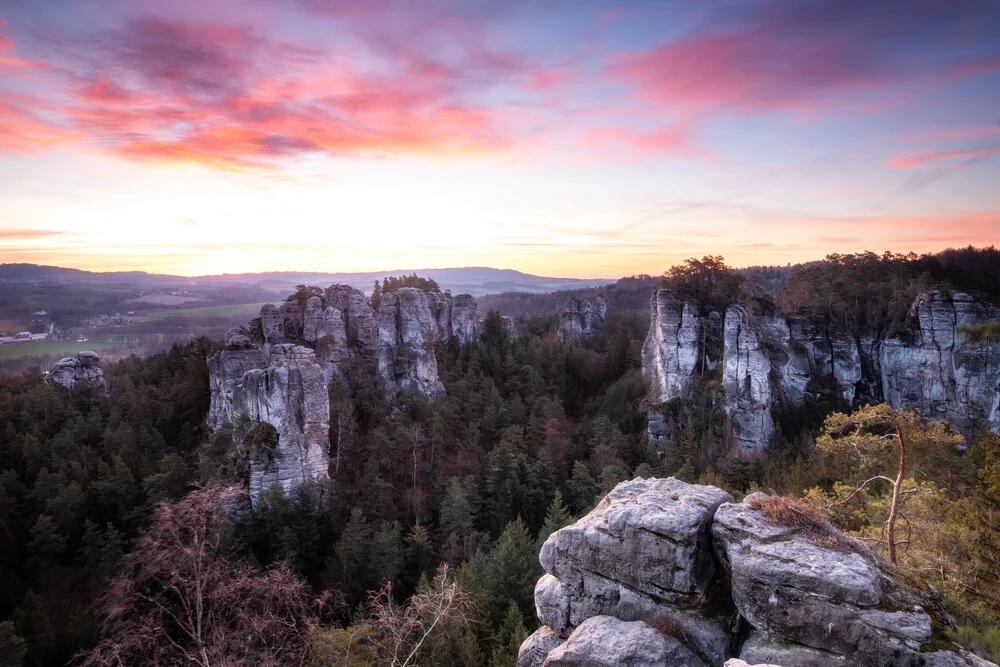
1, 1, 998, 276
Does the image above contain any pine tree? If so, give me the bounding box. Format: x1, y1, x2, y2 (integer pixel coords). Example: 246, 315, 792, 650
439, 477, 474, 539
536, 489, 572, 551
484, 518, 538, 627
565, 461, 599, 514
488, 600, 529, 667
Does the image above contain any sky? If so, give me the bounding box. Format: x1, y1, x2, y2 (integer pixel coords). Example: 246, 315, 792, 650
0, 0, 998, 278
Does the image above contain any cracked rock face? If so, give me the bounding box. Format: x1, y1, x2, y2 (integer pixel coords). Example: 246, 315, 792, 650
376, 288, 445, 400
558, 296, 607, 341
208, 283, 496, 503
521, 479, 998, 667
643, 290, 1000, 455
641, 289, 700, 404
533, 477, 733, 666
44, 350, 109, 393
208, 344, 329, 506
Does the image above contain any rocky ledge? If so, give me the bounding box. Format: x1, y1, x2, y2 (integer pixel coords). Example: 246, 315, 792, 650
520, 477, 996, 667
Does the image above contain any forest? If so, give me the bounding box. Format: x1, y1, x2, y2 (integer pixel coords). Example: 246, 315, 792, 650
0, 247, 999, 666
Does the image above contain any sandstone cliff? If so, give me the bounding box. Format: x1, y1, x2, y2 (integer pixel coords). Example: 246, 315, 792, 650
641, 289, 1000, 453
207, 284, 495, 504
520, 478, 997, 667
558, 296, 607, 341
44, 350, 109, 393
208, 341, 330, 504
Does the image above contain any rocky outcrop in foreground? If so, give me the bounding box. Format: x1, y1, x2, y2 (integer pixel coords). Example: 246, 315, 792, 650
44, 350, 108, 393
520, 477, 996, 667
558, 296, 607, 341
642, 289, 1000, 454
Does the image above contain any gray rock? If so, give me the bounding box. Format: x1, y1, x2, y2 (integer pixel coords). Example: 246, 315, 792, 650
713, 496, 938, 666
260, 303, 284, 344
519, 626, 562, 667
739, 631, 846, 667
642, 289, 700, 403
880, 290, 1000, 432
501, 315, 519, 341
640, 289, 1000, 459
721, 306, 775, 454
44, 351, 109, 393
558, 297, 607, 341
207, 344, 329, 506
536, 478, 732, 665
542, 616, 707, 667
450, 294, 485, 346
725, 660, 783, 667
376, 288, 445, 400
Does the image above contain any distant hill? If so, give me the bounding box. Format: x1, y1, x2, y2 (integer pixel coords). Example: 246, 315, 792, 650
0, 264, 612, 297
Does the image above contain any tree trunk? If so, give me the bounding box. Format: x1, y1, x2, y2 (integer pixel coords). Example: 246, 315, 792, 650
887, 425, 907, 565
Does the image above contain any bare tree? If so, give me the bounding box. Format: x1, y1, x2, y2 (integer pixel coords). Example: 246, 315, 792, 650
406, 424, 425, 521
364, 565, 473, 667
330, 398, 357, 476
77, 485, 313, 667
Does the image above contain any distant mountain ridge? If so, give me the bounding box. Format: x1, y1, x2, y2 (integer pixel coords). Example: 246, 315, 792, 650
0, 263, 612, 296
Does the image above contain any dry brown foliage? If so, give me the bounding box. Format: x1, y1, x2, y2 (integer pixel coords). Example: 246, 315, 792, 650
746, 494, 864, 554
647, 616, 686, 643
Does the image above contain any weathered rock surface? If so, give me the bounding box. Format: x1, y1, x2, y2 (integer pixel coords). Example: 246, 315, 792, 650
558, 297, 607, 341
208, 344, 329, 505
518, 625, 563, 667
535, 478, 732, 665
739, 631, 846, 667
725, 660, 782, 667
542, 616, 707, 667
208, 283, 499, 503
642, 289, 700, 404
722, 307, 777, 455
642, 290, 1000, 454
377, 288, 446, 400
44, 350, 109, 393
522, 479, 997, 667
880, 291, 1000, 432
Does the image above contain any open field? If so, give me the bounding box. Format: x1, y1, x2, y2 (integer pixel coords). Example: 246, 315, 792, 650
134, 302, 269, 322
124, 295, 209, 306
0, 340, 123, 362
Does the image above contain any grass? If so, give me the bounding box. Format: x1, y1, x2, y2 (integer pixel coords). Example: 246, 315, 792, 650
135, 302, 269, 322
0, 341, 124, 362
745, 494, 865, 553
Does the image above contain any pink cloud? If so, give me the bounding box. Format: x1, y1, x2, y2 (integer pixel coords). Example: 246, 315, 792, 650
885, 144, 1000, 168
607, 1, 1000, 119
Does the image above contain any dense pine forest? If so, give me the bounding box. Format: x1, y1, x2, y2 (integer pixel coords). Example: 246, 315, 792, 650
1, 248, 999, 666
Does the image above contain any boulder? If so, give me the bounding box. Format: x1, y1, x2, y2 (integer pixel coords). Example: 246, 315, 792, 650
44, 351, 109, 393
739, 631, 846, 667
536, 477, 732, 665
558, 297, 607, 341
713, 496, 940, 666
518, 625, 562, 667
542, 616, 707, 667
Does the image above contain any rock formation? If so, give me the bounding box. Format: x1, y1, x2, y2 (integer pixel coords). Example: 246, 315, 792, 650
558, 296, 607, 341
377, 288, 445, 400
207, 284, 497, 504
641, 289, 1000, 454
44, 350, 109, 393
520, 478, 998, 667
208, 342, 330, 504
